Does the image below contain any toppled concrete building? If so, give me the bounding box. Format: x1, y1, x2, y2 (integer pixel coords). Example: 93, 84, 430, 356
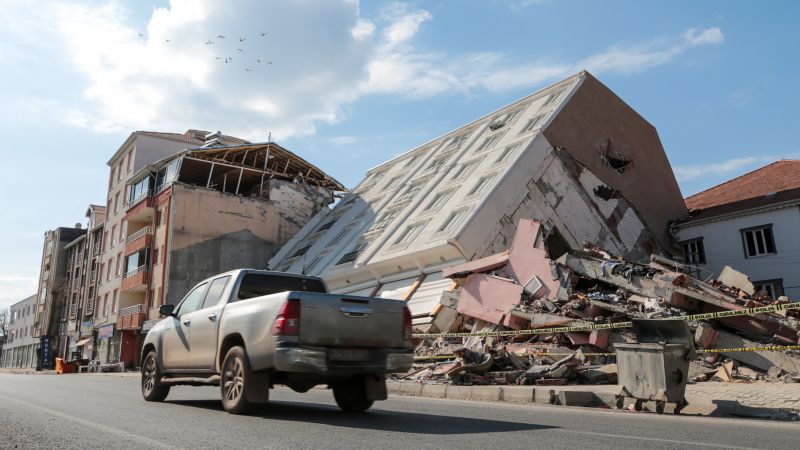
268, 71, 688, 328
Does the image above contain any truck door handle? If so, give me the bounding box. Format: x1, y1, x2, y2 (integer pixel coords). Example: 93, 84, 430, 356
182, 318, 191, 326
339, 306, 373, 317
208, 313, 217, 322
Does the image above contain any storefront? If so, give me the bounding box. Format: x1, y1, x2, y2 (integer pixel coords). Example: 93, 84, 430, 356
96, 324, 116, 363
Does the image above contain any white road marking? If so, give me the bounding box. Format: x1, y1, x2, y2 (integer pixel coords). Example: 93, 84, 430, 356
0, 393, 175, 449
552, 429, 760, 450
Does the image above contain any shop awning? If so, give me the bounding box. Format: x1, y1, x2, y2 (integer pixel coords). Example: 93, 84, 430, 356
75, 338, 92, 347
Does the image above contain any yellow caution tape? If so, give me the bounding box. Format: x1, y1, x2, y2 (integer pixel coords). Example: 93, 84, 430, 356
412, 302, 800, 339
413, 345, 800, 362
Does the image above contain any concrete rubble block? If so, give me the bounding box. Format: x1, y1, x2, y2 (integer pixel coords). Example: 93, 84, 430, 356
446, 385, 472, 401
506, 220, 561, 299
420, 383, 448, 398
456, 274, 524, 326
718, 266, 756, 296
533, 388, 556, 404
398, 382, 423, 396
442, 251, 509, 279
696, 323, 800, 373
470, 385, 502, 402
501, 386, 535, 403
530, 313, 573, 328
557, 390, 595, 407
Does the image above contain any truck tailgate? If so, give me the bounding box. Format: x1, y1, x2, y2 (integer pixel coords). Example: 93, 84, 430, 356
296, 292, 406, 348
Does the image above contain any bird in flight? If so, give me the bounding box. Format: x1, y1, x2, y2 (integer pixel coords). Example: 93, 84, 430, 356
165, 39, 171, 43
137, 32, 144, 37
217, 35, 226, 39
205, 40, 214, 45
257, 59, 261, 63
261, 32, 268, 37
245, 68, 253, 72
239, 37, 246, 42
215, 57, 221, 60
225, 57, 232, 63
237, 48, 243, 52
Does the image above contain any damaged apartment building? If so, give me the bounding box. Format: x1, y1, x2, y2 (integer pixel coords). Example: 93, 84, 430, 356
268, 71, 688, 330
111, 139, 343, 368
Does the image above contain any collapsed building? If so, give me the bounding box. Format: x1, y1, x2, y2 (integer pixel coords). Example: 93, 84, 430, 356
268, 71, 688, 330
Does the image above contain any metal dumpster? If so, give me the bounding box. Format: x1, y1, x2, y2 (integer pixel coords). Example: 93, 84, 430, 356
614, 319, 696, 414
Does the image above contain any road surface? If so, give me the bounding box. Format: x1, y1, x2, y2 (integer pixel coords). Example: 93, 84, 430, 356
0, 373, 798, 449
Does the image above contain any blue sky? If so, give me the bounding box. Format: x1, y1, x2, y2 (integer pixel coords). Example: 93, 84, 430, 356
0, 0, 798, 309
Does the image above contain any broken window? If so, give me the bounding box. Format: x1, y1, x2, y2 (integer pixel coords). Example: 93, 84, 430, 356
681, 238, 706, 265
753, 279, 784, 298
394, 222, 427, 246
520, 114, 546, 134
741, 225, 776, 257
337, 240, 370, 265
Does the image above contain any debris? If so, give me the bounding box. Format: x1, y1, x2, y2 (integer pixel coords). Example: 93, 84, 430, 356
717, 266, 756, 296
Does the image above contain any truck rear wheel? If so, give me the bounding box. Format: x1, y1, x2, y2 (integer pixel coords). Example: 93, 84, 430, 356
220, 346, 255, 414
141, 351, 170, 402
333, 377, 374, 413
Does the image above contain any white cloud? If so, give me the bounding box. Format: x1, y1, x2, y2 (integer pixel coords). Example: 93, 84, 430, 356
330, 136, 358, 146
673, 156, 772, 182
0, 274, 37, 311
4, 1, 725, 140
683, 27, 724, 46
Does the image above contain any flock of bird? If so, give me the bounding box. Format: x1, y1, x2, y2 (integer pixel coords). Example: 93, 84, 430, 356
136, 31, 273, 72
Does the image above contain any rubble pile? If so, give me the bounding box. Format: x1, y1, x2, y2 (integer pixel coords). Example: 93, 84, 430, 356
400, 219, 800, 387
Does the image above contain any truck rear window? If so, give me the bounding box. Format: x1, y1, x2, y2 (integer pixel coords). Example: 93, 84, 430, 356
237, 274, 327, 300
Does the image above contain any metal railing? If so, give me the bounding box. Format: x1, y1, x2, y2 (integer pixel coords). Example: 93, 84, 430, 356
119, 303, 145, 317
126, 189, 152, 209
124, 265, 148, 278
126, 226, 153, 244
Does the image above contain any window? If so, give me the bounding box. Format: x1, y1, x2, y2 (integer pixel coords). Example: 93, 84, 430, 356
328, 226, 352, 245
155, 209, 162, 227
423, 156, 448, 174
304, 253, 327, 273
394, 222, 426, 246
753, 279, 784, 298
111, 289, 118, 313
451, 158, 482, 180
741, 225, 776, 257
177, 283, 209, 316
153, 247, 159, 265
425, 190, 455, 212
475, 135, 501, 153
292, 244, 313, 258
109, 167, 116, 188
468, 175, 495, 196
103, 231, 108, 251
115, 253, 122, 276
236, 274, 326, 301
496, 143, 522, 163
520, 114, 546, 134
337, 241, 370, 265
404, 155, 419, 168
119, 222, 125, 243
106, 259, 112, 281
114, 192, 120, 214
111, 225, 117, 245
201, 276, 231, 309
446, 133, 470, 150
383, 176, 402, 190
542, 89, 564, 107
681, 238, 706, 265
438, 209, 469, 233
396, 179, 429, 203
317, 219, 337, 232
127, 149, 133, 172
117, 161, 123, 181
371, 211, 398, 232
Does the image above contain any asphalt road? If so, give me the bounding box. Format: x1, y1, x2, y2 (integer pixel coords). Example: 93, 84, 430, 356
0, 373, 798, 449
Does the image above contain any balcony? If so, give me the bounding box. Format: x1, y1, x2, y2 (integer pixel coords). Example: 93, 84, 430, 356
125, 189, 154, 222
124, 226, 153, 255
116, 304, 146, 330
121, 265, 149, 292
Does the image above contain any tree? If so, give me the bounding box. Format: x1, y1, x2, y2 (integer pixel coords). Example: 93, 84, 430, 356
0, 306, 8, 342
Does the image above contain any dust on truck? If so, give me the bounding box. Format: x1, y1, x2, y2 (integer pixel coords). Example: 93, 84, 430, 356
140, 269, 414, 414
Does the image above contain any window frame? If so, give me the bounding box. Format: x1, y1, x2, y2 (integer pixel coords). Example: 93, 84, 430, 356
740, 224, 776, 258
752, 278, 784, 298
680, 237, 706, 265
176, 282, 210, 317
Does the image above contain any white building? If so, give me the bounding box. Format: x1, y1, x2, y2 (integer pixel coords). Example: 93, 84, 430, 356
674, 160, 800, 299
2, 295, 37, 368
268, 71, 687, 328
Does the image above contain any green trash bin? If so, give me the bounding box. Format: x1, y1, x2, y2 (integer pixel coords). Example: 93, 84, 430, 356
614, 319, 696, 415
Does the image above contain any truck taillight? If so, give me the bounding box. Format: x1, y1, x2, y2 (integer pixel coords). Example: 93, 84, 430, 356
403, 306, 412, 341
272, 298, 301, 336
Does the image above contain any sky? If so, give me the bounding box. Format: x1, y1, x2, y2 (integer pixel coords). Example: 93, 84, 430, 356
0, 0, 798, 310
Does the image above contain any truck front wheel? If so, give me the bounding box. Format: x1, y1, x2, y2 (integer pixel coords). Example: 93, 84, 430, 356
333, 377, 374, 412
141, 351, 170, 402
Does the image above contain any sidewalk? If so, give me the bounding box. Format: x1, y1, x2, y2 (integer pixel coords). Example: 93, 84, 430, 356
387, 380, 800, 420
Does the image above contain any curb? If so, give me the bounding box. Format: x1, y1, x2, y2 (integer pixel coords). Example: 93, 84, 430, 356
387, 381, 800, 420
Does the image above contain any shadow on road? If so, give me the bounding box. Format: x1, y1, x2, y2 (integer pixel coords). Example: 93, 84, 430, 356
166, 399, 559, 434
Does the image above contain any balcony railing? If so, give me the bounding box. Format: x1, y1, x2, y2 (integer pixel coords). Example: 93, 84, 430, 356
117, 303, 146, 330
126, 189, 152, 209
119, 303, 145, 317
126, 226, 153, 245
124, 265, 148, 278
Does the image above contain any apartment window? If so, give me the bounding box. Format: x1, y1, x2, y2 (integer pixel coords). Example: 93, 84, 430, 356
681, 238, 706, 265
127, 149, 133, 172
496, 143, 522, 163
106, 259, 112, 281
102, 293, 109, 316
741, 225, 776, 257
404, 154, 419, 168
438, 209, 469, 233
468, 175, 495, 196
317, 219, 337, 232
155, 209, 162, 227
371, 211, 398, 232
111, 225, 117, 245
475, 135, 501, 153
446, 133, 470, 150
119, 222, 125, 243
383, 176, 402, 190
292, 244, 313, 258
337, 241, 370, 265
153, 247, 159, 265
103, 231, 108, 251
115, 253, 122, 277
394, 222, 426, 246
542, 88, 564, 107
114, 192, 120, 214
396, 179, 429, 203
451, 158, 482, 180
753, 279, 784, 298
117, 161, 123, 181
161, 245, 166, 264
425, 189, 455, 212
112, 289, 118, 313
520, 114, 546, 134
109, 168, 116, 188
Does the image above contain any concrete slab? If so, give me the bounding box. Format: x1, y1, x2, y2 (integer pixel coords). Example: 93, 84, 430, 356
471, 385, 502, 402
446, 385, 472, 401
534, 388, 555, 404
557, 390, 595, 407
420, 384, 448, 399
398, 382, 423, 396
502, 386, 534, 403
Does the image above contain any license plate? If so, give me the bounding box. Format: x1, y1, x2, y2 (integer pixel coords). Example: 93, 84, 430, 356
328, 349, 370, 361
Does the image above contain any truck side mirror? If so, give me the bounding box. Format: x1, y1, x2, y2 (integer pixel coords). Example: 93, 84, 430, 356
159, 304, 175, 317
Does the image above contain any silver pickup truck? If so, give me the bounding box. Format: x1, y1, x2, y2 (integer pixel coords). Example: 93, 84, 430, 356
140, 269, 413, 414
